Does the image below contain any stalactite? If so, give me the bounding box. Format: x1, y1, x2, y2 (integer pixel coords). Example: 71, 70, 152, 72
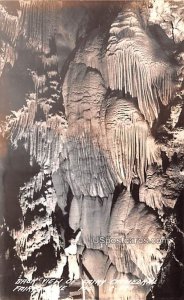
106, 10, 175, 125
69, 196, 81, 232
47, 70, 58, 78
42, 54, 58, 69
20, 0, 61, 53
0, 3, 21, 76
30, 71, 46, 95
25, 115, 67, 170
20, 171, 45, 207
6, 97, 37, 147
0, 4, 181, 300
167, 103, 183, 129
4, 97, 67, 171
0, 41, 17, 77
139, 164, 184, 211
104, 97, 160, 187
0, 4, 20, 43
68, 195, 113, 251
52, 168, 69, 213
64, 131, 116, 198
39, 101, 52, 117
139, 185, 164, 211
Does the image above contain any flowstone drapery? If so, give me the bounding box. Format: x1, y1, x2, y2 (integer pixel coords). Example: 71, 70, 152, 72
0, 1, 184, 300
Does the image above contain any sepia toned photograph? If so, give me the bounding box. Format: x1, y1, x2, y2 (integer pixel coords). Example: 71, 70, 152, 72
0, 0, 184, 299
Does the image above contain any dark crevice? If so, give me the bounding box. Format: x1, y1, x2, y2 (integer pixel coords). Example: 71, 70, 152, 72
131, 182, 140, 203
161, 151, 170, 173
110, 183, 124, 214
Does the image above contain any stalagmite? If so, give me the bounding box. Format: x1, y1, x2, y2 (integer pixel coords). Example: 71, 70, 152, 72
74, 28, 107, 79
82, 249, 111, 280
104, 266, 151, 300
82, 249, 111, 299
109, 190, 167, 281
30, 282, 60, 300
12, 172, 65, 280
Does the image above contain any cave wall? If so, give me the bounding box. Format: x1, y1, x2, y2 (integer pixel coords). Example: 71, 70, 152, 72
0, 1, 184, 300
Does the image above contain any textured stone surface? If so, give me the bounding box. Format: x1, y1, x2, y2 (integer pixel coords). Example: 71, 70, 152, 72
0, 1, 184, 300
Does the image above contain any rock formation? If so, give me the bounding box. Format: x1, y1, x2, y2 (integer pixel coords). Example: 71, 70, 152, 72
0, 1, 184, 300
